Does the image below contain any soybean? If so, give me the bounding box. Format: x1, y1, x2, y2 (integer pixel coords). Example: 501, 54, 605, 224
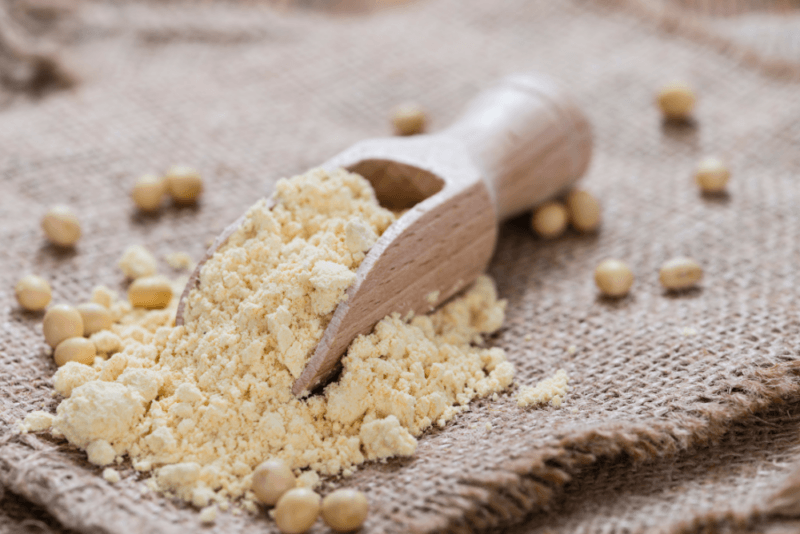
132, 174, 167, 212
531, 201, 569, 239
15, 275, 52, 311
322, 489, 369, 533
695, 157, 730, 194
77, 303, 113, 336
657, 82, 695, 121
594, 259, 634, 298
42, 205, 81, 247
566, 190, 601, 233
43, 304, 84, 348
54, 337, 96, 366
659, 257, 703, 290
165, 166, 203, 205
251, 460, 296, 506
274, 488, 320, 534
392, 103, 426, 136
128, 276, 172, 309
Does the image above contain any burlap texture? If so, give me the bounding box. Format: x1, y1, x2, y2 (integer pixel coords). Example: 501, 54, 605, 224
2, 0, 800, 532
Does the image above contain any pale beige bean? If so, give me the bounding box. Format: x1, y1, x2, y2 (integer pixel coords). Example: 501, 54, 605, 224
695, 157, 730, 194
165, 166, 203, 205
274, 488, 320, 534
77, 303, 113, 336
657, 82, 695, 121
659, 257, 703, 290
594, 259, 634, 297
54, 337, 96, 366
566, 190, 601, 233
392, 103, 426, 136
321, 489, 369, 533
128, 276, 172, 309
531, 201, 568, 239
251, 460, 296, 506
41, 205, 81, 247
15, 275, 52, 311
43, 304, 84, 348
132, 174, 167, 212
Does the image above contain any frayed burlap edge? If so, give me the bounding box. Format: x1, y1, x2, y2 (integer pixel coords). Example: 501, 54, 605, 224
391, 360, 800, 532
665, 450, 800, 534
0, 433, 185, 534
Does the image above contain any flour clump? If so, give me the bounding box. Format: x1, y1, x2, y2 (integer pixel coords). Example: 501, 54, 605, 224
30, 167, 514, 508
516, 369, 569, 408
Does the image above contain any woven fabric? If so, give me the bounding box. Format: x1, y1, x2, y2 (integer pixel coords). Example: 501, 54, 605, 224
1, 1, 800, 533
627, 0, 800, 78
502, 401, 800, 533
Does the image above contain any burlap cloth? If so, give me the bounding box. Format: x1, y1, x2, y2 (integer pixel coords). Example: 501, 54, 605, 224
2, 0, 800, 532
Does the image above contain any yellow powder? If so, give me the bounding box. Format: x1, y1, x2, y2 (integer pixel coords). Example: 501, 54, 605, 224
165, 252, 195, 271
425, 290, 440, 306
91, 285, 117, 308
56, 381, 146, 449
516, 369, 569, 408
19, 410, 54, 433
119, 245, 158, 280
358, 415, 416, 460
102, 467, 121, 483
53, 362, 99, 397
87, 439, 116, 466
296, 470, 320, 489
344, 219, 377, 253
199, 506, 217, 524
31, 167, 513, 508
90, 330, 122, 355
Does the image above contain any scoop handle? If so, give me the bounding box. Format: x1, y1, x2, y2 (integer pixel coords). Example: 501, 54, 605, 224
443, 73, 592, 221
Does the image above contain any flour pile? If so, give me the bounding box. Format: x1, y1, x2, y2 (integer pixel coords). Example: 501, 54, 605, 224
25, 168, 515, 508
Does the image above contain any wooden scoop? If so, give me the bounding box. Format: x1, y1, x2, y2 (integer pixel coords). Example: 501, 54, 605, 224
176, 73, 592, 396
